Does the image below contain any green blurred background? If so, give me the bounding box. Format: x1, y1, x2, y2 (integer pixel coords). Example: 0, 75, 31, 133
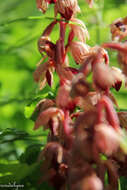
0, 0, 127, 167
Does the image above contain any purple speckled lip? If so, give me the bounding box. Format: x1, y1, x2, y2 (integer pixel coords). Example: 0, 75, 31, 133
115, 21, 124, 27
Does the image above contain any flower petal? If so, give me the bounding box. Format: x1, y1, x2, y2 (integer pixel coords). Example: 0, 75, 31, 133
34, 107, 64, 130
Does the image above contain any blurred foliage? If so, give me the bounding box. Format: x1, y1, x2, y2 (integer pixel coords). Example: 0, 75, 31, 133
0, 0, 127, 189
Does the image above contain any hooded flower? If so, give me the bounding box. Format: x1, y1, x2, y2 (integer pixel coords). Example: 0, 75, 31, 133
38, 142, 67, 189
36, 0, 56, 13
70, 41, 89, 64
110, 16, 127, 41
78, 46, 109, 79
81, 174, 103, 190
38, 21, 57, 58
103, 42, 127, 84
56, 83, 78, 111
69, 18, 89, 42
70, 73, 89, 98
94, 123, 121, 156
55, 0, 80, 20
89, 46, 109, 65
36, 0, 48, 13
33, 99, 55, 117
38, 36, 56, 58
34, 107, 64, 132
33, 60, 54, 89
93, 62, 124, 91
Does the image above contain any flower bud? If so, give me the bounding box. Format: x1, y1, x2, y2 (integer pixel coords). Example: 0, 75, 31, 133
55, 0, 80, 20
94, 123, 120, 156
70, 73, 89, 98
93, 63, 124, 91
70, 41, 89, 64
38, 36, 56, 58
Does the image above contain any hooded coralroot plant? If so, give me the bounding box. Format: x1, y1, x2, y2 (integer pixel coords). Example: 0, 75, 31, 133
33, 0, 127, 189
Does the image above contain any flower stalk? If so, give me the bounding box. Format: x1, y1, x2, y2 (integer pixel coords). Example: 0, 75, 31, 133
31, 0, 127, 189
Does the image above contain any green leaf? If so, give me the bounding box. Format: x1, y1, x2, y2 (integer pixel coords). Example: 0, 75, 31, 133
0, 128, 28, 137
118, 179, 121, 190
0, 162, 38, 184
0, 128, 28, 144
19, 144, 42, 165
40, 181, 55, 190
120, 177, 127, 190
24, 102, 37, 119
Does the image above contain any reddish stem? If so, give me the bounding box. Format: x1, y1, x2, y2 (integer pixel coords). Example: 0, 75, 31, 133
65, 30, 75, 52
103, 42, 127, 53
63, 110, 72, 136
59, 21, 67, 63
97, 96, 120, 130
43, 20, 57, 36
79, 55, 94, 77
63, 110, 73, 149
